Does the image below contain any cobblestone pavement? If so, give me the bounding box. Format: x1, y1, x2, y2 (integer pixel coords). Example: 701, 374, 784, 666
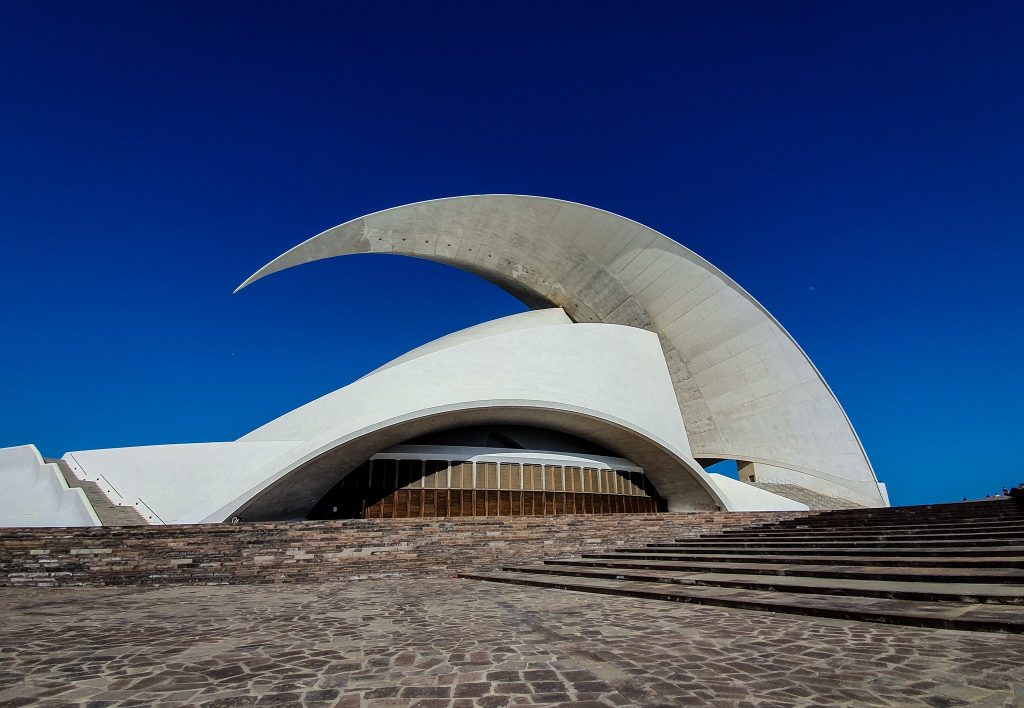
0, 579, 1021, 707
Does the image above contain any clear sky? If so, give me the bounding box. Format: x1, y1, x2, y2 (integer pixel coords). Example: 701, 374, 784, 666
1, 2, 1021, 506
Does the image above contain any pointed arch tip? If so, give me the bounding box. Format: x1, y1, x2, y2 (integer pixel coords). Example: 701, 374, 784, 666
233, 270, 264, 294
229, 195, 569, 296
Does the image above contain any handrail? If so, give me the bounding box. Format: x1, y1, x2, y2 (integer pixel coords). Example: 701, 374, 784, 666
136, 497, 166, 525
98, 474, 124, 501
65, 452, 86, 478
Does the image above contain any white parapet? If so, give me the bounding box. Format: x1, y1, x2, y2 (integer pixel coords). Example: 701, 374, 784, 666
63, 441, 301, 525
737, 461, 885, 508
706, 473, 810, 512
0, 445, 100, 527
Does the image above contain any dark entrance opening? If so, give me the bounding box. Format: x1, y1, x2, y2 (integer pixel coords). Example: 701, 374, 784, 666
307, 457, 666, 519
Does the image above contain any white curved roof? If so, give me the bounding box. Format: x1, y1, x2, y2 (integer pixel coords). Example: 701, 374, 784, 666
238, 195, 884, 506
363, 307, 572, 377
224, 317, 725, 520
64, 314, 737, 522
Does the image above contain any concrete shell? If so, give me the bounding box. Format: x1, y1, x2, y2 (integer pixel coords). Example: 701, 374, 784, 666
60, 312, 808, 524
238, 195, 884, 507
219, 315, 728, 520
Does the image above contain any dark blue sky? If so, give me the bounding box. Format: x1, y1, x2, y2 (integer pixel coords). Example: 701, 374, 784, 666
1, 1, 1021, 505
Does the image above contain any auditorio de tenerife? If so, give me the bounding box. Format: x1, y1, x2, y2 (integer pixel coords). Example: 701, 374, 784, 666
1, 195, 888, 527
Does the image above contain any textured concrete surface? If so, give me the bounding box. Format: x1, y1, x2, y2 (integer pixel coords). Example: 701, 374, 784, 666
1, 579, 1021, 707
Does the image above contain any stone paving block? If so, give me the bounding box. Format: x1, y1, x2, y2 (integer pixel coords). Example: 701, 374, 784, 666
0, 578, 1022, 706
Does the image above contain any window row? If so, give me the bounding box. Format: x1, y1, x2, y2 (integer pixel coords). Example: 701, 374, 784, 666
337, 459, 656, 497
319, 489, 663, 519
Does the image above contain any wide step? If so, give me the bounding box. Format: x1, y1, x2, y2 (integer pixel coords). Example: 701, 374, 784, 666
463, 498, 1024, 632
684, 528, 1024, 540
551, 557, 1024, 583
462, 571, 1024, 633
719, 522, 1024, 533
512, 564, 1024, 604
584, 551, 1024, 568
649, 538, 1017, 548
619, 545, 1024, 557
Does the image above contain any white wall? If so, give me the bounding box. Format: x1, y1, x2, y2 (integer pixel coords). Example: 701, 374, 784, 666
64, 441, 299, 524
0, 445, 100, 527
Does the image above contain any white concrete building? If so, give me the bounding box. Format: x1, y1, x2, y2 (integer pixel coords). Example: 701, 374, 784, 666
1, 195, 887, 526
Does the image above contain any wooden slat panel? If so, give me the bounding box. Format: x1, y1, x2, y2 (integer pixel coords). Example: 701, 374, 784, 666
312, 455, 664, 520
451, 462, 471, 489
510, 490, 522, 515
544, 466, 557, 493
534, 466, 546, 492
507, 463, 522, 490
480, 463, 498, 491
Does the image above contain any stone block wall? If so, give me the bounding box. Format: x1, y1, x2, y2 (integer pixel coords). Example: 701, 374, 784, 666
0, 511, 809, 587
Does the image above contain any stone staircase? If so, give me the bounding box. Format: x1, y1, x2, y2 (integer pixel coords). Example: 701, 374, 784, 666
462, 498, 1024, 633
50, 459, 149, 526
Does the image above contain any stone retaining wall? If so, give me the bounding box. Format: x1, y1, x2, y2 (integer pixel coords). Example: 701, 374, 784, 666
0, 511, 809, 587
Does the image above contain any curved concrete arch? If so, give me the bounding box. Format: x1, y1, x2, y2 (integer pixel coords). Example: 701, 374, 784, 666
212, 316, 726, 520
214, 401, 730, 522
237, 195, 885, 506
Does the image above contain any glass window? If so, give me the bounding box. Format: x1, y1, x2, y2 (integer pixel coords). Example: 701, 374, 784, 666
544, 466, 557, 491
499, 463, 517, 490
450, 461, 470, 489
565, 466, 580, 493
373, 459, 397, 488
425, 460, 447, 489
398, 459, 421, 489
549, 465, 564, 492
480, 462, 498, 490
